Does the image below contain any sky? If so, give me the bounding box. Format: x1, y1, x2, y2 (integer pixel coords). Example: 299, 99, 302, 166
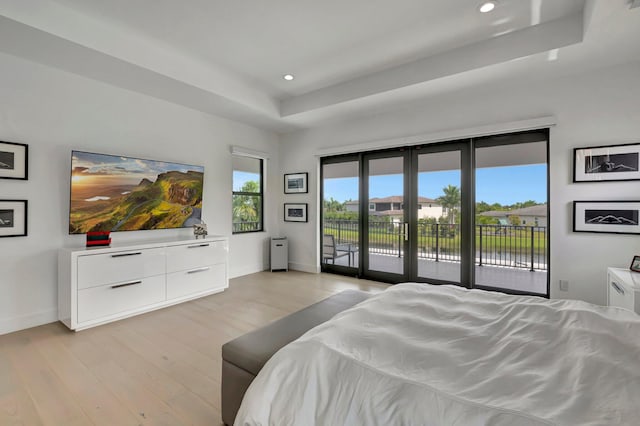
72, 151, 203, 185
233, 171, 261, 191
324, 164, 547, 205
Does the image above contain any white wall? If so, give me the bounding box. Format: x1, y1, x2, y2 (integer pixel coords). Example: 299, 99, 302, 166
0, 52, 279, 335
280, 60, 640, 306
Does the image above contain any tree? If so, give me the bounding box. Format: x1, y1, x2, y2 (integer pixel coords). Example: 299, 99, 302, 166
323, 197, 345, 212
508, 215, 522, 226
233, 181, 260, 224
436, 184, 461, 224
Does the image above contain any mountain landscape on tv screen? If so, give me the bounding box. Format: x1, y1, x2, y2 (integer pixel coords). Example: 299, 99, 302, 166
70, 152, 204, 234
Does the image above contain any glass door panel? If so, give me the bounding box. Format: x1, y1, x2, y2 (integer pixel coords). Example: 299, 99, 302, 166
475, 139, 548, 295
364, 154, 408, 280
322, 160, 360, 271
416, 150, 462, 283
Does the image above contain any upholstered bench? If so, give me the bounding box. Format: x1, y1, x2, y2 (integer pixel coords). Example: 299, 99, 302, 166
221, 290, 372, 425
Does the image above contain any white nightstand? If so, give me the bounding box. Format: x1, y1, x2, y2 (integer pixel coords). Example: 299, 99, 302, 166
607, 267, 640, 314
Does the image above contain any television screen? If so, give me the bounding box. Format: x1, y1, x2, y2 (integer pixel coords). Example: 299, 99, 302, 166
69, 151, 204, 234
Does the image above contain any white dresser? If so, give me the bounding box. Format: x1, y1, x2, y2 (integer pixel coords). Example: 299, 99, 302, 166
58, 236, 228, 331
607, 267, 640, 315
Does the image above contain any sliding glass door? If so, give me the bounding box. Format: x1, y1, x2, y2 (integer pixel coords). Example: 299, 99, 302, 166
320, 130, 549, 296
474, 132, 548, 295
412, 145, 464, 285
321, 156, 360, 274
362, 150, 410, 282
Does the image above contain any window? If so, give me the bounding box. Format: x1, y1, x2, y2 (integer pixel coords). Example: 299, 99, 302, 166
232, 156, 263, 233
369, 203, 375, 211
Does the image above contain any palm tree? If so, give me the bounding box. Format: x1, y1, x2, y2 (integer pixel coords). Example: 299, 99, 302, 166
436, 185, 461, 224
233, 181, 260, 224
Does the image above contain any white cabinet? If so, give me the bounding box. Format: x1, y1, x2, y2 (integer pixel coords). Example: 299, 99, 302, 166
77, 247, 165, 289
59, 236, 228, 331
167, 263, 226, 300
607, 267, 640, 315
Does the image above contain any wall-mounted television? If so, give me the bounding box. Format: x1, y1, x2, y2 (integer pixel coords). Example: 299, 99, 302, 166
69, 151, 204, 234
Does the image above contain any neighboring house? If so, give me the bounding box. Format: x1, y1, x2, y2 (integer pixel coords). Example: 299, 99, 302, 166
345, 196, 443, 220
480, 204, 547, 227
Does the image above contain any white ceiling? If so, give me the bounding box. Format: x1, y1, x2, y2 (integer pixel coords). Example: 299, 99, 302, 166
0, 0, 639, 132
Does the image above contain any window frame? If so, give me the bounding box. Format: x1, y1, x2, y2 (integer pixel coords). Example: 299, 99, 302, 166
232, 156, 264, 234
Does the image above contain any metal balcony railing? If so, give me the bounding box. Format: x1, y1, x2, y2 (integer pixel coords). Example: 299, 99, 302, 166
233, 221, 261, 233
322, 219, 547, 271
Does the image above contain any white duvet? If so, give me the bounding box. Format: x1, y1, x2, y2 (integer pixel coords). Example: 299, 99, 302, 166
236, 283, 640, 425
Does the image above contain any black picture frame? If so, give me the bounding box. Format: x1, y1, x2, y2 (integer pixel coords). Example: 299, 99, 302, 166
284, 203, 308, 222
0, 200, 28, 237
573, 142, 640, 182
573, 200, 640, 235
284, 172, 308, 194
630, 255, 640, 273
0, 141, 28, 180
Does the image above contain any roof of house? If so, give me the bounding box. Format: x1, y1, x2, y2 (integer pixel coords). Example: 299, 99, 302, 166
480, 204, 547, 217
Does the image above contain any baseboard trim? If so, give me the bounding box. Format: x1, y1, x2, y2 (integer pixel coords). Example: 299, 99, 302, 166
289, 262, 320, 274
0, 308, 58, 336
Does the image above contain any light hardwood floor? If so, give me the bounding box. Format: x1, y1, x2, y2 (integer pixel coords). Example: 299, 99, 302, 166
0, 271, 387, 425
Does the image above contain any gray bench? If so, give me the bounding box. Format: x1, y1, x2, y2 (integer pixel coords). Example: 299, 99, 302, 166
221, 290, 372, 425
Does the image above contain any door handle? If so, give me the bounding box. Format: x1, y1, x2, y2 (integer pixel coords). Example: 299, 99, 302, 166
404, 223, 409, 241
111, 280, 142, 289
111, 252, 142, 258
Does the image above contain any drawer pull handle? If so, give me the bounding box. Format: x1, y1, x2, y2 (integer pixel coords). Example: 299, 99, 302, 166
111, 280, 143, 289
111, 252, 142, 258
611, 281, 625, 295
188, 243, 210, 249
275, 244, 283, 247
187, 267, 210, 274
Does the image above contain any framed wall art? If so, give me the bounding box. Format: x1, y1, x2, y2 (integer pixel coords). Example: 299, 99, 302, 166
573, 143, 640, 182
284, 203, 308, 222
0, 141, 28, 180
630, 255, 640, 273
284, 172, 308, 194
0, 200, 28, 237
573, 200, 640, 235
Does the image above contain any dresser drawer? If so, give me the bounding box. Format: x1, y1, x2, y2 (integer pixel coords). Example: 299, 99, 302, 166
77, 275, 166, 323
608, 275, 636, 312
166, 263, 226, 300
77, 247, 165, 289
166, 240, 227, 273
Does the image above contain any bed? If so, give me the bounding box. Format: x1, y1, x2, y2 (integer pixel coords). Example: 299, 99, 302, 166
235, 283, 640, 425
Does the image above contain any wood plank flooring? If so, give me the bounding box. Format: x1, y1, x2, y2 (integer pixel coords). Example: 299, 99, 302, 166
0, 271, 387, 425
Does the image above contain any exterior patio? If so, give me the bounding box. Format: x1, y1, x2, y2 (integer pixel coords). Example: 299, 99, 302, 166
323, 220, 548, 295
326, 252, 547, 295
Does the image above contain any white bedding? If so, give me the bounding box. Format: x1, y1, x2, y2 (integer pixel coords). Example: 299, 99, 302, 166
236, 283, 640, 426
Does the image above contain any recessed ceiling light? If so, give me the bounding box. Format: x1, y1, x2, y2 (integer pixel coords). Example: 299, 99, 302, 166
479, 2, 496, 13
283, 74, 294, 81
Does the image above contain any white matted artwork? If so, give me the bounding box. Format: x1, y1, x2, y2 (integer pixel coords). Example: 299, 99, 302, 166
574, 143, 640, 182
0, 141, 28, 180
573, 200, 640, 235
284, 172, 308, 193
0, 200, 28, 237
284, 203, 308, 222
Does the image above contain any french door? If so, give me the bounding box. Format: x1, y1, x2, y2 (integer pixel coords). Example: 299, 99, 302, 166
322, 145, 469, 286
361, 150, 410, 282
321, 130, 549, 296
